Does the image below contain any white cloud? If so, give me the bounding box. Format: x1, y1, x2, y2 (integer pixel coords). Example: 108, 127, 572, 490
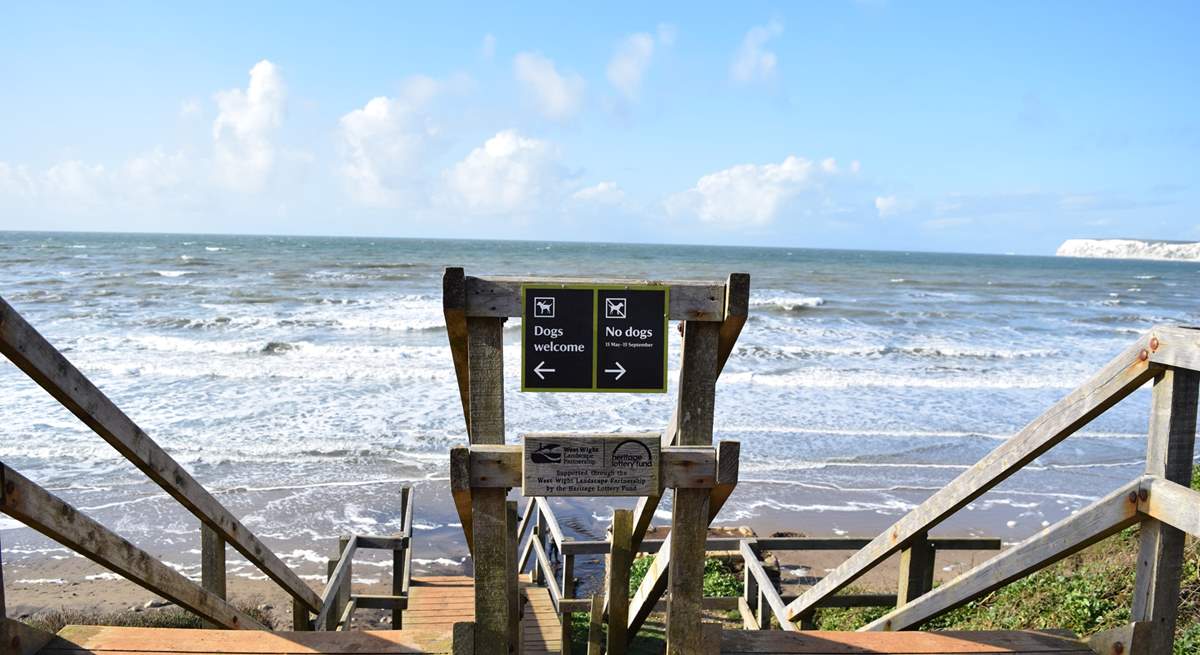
572, 181, 625, 205
513, 53, 585, 121
874, 195, 900, 217
607, 33, 656, 101
445, 130, 564, 213
179, 99, 202, 119
731, 20, 783, 83
666, 155, 854, 227
212, 59, 285, 191
481, 34, 496, 59
337, 76, 449, 208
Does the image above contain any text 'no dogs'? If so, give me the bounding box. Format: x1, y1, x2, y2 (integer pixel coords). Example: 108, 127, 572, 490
521, 284, 668, 392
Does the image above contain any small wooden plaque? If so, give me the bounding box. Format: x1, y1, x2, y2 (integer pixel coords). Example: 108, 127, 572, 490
523, 433, 660, 497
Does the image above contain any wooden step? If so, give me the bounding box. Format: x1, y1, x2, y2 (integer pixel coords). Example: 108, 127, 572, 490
719, 629, 1093, 654
36, 625, 455, 654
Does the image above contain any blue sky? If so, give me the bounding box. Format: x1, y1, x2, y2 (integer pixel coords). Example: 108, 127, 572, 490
1, 2, 1196, 253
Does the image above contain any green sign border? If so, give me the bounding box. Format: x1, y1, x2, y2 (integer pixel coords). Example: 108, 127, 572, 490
520, 283, 670, 394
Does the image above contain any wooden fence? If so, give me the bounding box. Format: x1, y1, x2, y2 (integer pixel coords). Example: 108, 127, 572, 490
0, 295, 414, 636
442, 267, 750, 655
515, 497, 999, 652
723, 325, 1200, 654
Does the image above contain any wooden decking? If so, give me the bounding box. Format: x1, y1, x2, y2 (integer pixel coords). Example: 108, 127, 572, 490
403, 576, 561, 655
720, 629, 1093, 654
23, 577, 1094, 655
34, 625, 457, 654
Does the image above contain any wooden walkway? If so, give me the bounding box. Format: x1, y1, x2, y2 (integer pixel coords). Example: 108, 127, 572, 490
720, 629, 1093, 654
403, 576, 561, 655
33, 625, 457, 654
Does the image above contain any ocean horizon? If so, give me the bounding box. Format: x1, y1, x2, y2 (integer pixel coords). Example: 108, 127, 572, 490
1, 229, 1197, 588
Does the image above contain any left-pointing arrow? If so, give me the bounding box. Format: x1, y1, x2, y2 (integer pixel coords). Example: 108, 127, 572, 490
534, 361, 556, 380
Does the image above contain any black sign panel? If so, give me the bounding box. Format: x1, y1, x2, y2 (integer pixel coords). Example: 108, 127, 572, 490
596, 288, 668, 392
521, 287, 594, 390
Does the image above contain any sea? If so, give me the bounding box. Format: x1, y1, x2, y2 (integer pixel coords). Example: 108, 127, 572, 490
1, 231, 1197, 587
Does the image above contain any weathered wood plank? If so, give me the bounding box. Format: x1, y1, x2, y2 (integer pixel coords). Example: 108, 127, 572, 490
740, 541, 799, 632
355, 535, 410, 550
716, 273, 750, 374
1132, 368, 1198, 654
530, 537, 564, 615
0, 297, 322, 612
352, 594, 409, 610
607, 509, 633, 655
1147, 324, 1200, 372
665, 320, 719, 655
785, 334, 1157, 621
1088, 623, 1153, 655
454, 621, 475, 655
3, 617, 56, 655
506, 501, 519, 654
0, 464, 264, 630
316, 536, 357, 631
450, 447, 474, 557
470, 444, 715, 490
465, 276, 725, 322
444, 267, 471, 434
535, 498, 567, 550
200, 523, 227, 629
562, 536, 1000, 555
474, 489, 509, 655
719, 628, 1091, 653
896, 532, 934, 606
861, 479, 1144, 631
44, 625, 457, 653
586, 595, 603, 655
1142, 476, 1200, 537
467, 317, 505, 445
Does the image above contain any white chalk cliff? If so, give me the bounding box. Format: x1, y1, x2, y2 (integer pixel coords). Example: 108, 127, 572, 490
1056, 238, 1200, 261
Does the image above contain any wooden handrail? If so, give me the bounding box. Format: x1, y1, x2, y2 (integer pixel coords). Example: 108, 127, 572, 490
0, 297, 322, 613
1140, 476, 1200, 538
535, 497, 567, 551
861, 478, 1146, 631
784, 332, 1161, 621
315, 535, 359, 630
462, 275, 728, 322
530, 534, 563, 615
564, 536, 1002, 555
1, 463, 265, 630
739, 540, 798, 632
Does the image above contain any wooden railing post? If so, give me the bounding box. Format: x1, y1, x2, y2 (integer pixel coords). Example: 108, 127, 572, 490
586, 595, 603, 655
468, 315, 511, 655
393, 486, 411, 629
666, 320, 719, 654
606, 510, 633, 655
896, 532, 935, 605
561, 554, 574, 600
293, 598, 310, 631
506, 500, 520, 654
1, 531, 7, 642
533, 507, 546, 585
1132, 368, 1199, 653
200, 523, 227, 629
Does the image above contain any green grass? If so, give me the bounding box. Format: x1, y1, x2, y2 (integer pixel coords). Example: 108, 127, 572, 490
569, 556, 743, 652
19, 603, 276, 634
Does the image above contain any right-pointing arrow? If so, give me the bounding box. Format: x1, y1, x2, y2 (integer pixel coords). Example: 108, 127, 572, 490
604, 361, 626, 380
533, 361, 556, 380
